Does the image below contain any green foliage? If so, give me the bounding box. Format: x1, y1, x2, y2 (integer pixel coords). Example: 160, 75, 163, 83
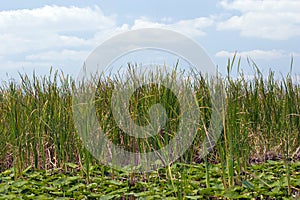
0, 61, 299, 198
0, 161, 299, 199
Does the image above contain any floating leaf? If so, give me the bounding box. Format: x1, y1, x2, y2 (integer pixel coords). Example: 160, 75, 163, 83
87, 182, 98, 189
43, 186, 57, 191
50, 191, 64, 195
105, 180, 124, 186
0, 194, 17, 200
67, 183, 85, 193
12, 180, 28, 188
65, 163, 78, 169
185, 195, 204, 199
98, 194, 117, 200
242, 180, 254, 190
1, 169, 13, 176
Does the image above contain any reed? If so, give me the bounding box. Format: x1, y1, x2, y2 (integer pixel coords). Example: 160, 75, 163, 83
0, 60, 298, 194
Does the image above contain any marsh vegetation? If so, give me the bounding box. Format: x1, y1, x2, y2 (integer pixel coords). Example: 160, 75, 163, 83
0, 59, 299, 199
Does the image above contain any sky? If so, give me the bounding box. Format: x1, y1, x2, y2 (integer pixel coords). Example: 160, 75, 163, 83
0, 0, 300, 82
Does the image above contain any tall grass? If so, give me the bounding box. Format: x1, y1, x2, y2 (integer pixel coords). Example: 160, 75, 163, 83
0, 60, 299, 192
0, 71, 84, 176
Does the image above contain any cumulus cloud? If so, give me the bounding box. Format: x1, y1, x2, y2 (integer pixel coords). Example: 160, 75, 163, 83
0, 5, 117, 56
0, 5, 213, 57
0, 5, 215, 79
0, 5, 115, 33
132, 17, 213, 37
215, 49, 287, 60
217, 0, 300, 40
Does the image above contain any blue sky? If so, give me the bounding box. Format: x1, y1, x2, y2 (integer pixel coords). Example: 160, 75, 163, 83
0, 0, 300, 82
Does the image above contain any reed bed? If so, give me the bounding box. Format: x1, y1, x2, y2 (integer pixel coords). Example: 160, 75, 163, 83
0, 60, 299, 195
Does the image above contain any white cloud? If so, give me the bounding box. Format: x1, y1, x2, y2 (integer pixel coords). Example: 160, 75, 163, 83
132, 17, 213, 37
215, 49, 287, 60
0, 5, 213, 57
0, 5, 117, 55
0, 60, 55, 70
0, 5, 215, 80
0, 5, 115, 34
217, 0, 300, 40
26, 50, 90, 62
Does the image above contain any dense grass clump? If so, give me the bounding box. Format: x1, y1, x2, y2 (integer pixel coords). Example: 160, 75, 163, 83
0, 60, 299, 198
